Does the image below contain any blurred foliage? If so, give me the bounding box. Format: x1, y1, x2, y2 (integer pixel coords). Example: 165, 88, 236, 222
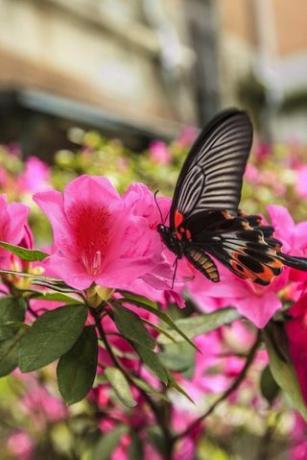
279, 87, 307, 114
0, 126, 306, 459
236, 72, 267, 131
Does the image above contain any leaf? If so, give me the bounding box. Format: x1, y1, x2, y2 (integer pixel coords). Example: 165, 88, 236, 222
104, 367, 136, 408
0, 241, 48, 261
148, 426, 166, 456
57, 326, 98, 405
159, 342, 195, 375
158, 308, 240, 344
133, 344, 168, 384
19, 304, 87, 372
31, 279, 79, 293
112, 304, 155, 350
260, 364, 280, 404
35, 292, 80, 304
128, 432, 144, 460
118, 291, 158, 310
0, 297, 26, 340
168, 376, 194, 404
0, 329, 25, 377
130, 376, 168, 401
119, 297, 197, 350
264, 328, 307, 419
92, 425, 128, 460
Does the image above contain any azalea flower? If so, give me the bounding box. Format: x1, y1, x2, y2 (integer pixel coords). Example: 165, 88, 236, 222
7, 431, 33, 460
148, 141, 171, 165
0, 195, 29, 269
285, 293, 307, 406
34, 176, 167, 290
18, 156, 51, 194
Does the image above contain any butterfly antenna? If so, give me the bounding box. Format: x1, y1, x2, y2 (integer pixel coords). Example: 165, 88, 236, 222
154, 190, 164, 224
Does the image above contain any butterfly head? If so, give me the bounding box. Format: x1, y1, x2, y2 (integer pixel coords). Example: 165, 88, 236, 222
157, 224, 184, 258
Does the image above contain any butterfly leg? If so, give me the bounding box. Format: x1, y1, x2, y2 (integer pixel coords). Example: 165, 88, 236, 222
171, 257, 178, 289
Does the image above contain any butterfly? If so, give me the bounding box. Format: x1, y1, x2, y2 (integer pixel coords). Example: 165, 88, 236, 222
157, 108, 307, 285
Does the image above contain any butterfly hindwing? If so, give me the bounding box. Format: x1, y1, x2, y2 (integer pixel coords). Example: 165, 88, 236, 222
196, 215, 283, 285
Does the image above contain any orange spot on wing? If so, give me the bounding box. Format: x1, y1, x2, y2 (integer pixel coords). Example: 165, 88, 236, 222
254, 265, 275, 284
174, 210, 184, 229
270, 258, 283, 269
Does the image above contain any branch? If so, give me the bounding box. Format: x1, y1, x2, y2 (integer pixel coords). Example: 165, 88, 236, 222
174, 330, 261, 442
90, 308, 174, 460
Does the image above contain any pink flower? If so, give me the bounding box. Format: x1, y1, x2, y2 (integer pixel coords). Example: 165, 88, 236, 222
34, 176, 166, 290
188, 264, 283, 328
15, 370, 68, 425
149, 141, 171, 165
289, 414, 307, 460
254, 142, 271, 161
18, 156, 51, 193
244, 164, 259, 184
177, 127, 198, 148
296, 166, 307, 198
267, 205, 307, 285
0, 195, 29, 269
7, 431, 33, 460
267, 205, 307, 256
285, 293, 307, 406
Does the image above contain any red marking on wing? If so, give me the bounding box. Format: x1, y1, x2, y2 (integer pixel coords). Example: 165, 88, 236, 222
174, 209, 184, 229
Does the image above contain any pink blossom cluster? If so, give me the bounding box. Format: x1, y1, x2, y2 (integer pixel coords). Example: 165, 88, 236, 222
1, 171, 307, 459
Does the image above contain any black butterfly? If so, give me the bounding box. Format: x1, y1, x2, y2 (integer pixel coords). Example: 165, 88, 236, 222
157, 109, 307, 285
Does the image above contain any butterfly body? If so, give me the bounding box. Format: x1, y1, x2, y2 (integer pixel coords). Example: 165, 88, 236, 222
158, 109, 307, 285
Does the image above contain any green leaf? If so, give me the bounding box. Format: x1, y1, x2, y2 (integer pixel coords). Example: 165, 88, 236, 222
92, 425, 128, 460
148, 426, 166, 456
260, 364, 280, 404
105, 367, 136, 408
133, 344, 168, 384
35, 292, 80, 304
168, 376, 194, 404
158, 308, 240, 344
118, 291, 158, 310
19, 304, 87, 372
130, 376, 169, 401
112, 304, 155, 349
57, 326, 98, 405
119, 297, 197, 350
0, 297, 26, 340
0, 329, 25, 377
128, 432, 144, 460
0, 241, 48, 261
160, 342, 195, 375
264, 328, 307, 419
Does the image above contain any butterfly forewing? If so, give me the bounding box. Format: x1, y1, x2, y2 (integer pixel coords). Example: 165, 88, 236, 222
170, 109, 253, 228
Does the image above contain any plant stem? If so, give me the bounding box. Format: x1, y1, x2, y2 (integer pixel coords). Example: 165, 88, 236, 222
91, 308, 174, 460
174, 330, 261, 442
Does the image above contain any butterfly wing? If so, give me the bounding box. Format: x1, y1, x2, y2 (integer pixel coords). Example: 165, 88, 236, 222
170, 109, 253, 229
189, 211, 284, 285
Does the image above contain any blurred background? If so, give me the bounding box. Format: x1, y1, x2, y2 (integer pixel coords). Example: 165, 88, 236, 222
1, 2, 307, 460
0, 0, 307, 158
